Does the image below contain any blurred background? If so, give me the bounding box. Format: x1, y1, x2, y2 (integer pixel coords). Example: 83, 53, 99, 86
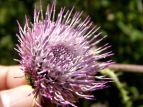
0, 0, 143, 107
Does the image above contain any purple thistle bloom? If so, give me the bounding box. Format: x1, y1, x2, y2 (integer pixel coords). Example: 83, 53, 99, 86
15, 2, 114, 107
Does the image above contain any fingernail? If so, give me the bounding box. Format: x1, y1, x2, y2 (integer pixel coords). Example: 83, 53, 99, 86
0, 86, 34, 107
0, 89, 23, 107
0, 90, 11, 107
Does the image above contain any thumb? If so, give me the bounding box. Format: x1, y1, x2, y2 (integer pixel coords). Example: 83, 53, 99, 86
0, 85, 36, 107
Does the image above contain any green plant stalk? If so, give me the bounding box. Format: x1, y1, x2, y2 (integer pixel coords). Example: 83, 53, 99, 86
101, 68, 132, 107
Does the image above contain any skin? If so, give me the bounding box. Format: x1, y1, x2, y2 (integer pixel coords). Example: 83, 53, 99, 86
0, 65, 54, 107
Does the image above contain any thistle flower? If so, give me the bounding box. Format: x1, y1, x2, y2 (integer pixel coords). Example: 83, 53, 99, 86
15, 2, 113, 107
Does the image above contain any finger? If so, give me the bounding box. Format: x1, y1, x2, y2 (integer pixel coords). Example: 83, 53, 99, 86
0, 85, 36, 107
0, 66, 26, 90
0, 66, 55, 107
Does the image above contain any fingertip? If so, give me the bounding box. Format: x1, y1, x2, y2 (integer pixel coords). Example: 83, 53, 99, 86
7, 66, 26, 89
0, 66, 26, 90
0, 85, 35, 107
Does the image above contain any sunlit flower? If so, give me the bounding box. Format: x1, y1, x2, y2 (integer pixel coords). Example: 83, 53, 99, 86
15, 2, 113, 107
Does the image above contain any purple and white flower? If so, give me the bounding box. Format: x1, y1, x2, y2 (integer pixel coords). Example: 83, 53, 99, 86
15, 2, 114, 107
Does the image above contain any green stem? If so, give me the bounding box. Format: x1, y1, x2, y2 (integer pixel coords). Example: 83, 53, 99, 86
101, 68, 132, 107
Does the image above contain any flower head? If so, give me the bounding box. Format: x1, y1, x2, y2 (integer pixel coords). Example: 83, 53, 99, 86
15, 2, 113, 107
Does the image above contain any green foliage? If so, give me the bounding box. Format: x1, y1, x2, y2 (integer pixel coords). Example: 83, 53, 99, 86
0, 0, 143, 107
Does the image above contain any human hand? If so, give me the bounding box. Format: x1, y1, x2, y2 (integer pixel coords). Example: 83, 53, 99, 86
0, 65, 36, 107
